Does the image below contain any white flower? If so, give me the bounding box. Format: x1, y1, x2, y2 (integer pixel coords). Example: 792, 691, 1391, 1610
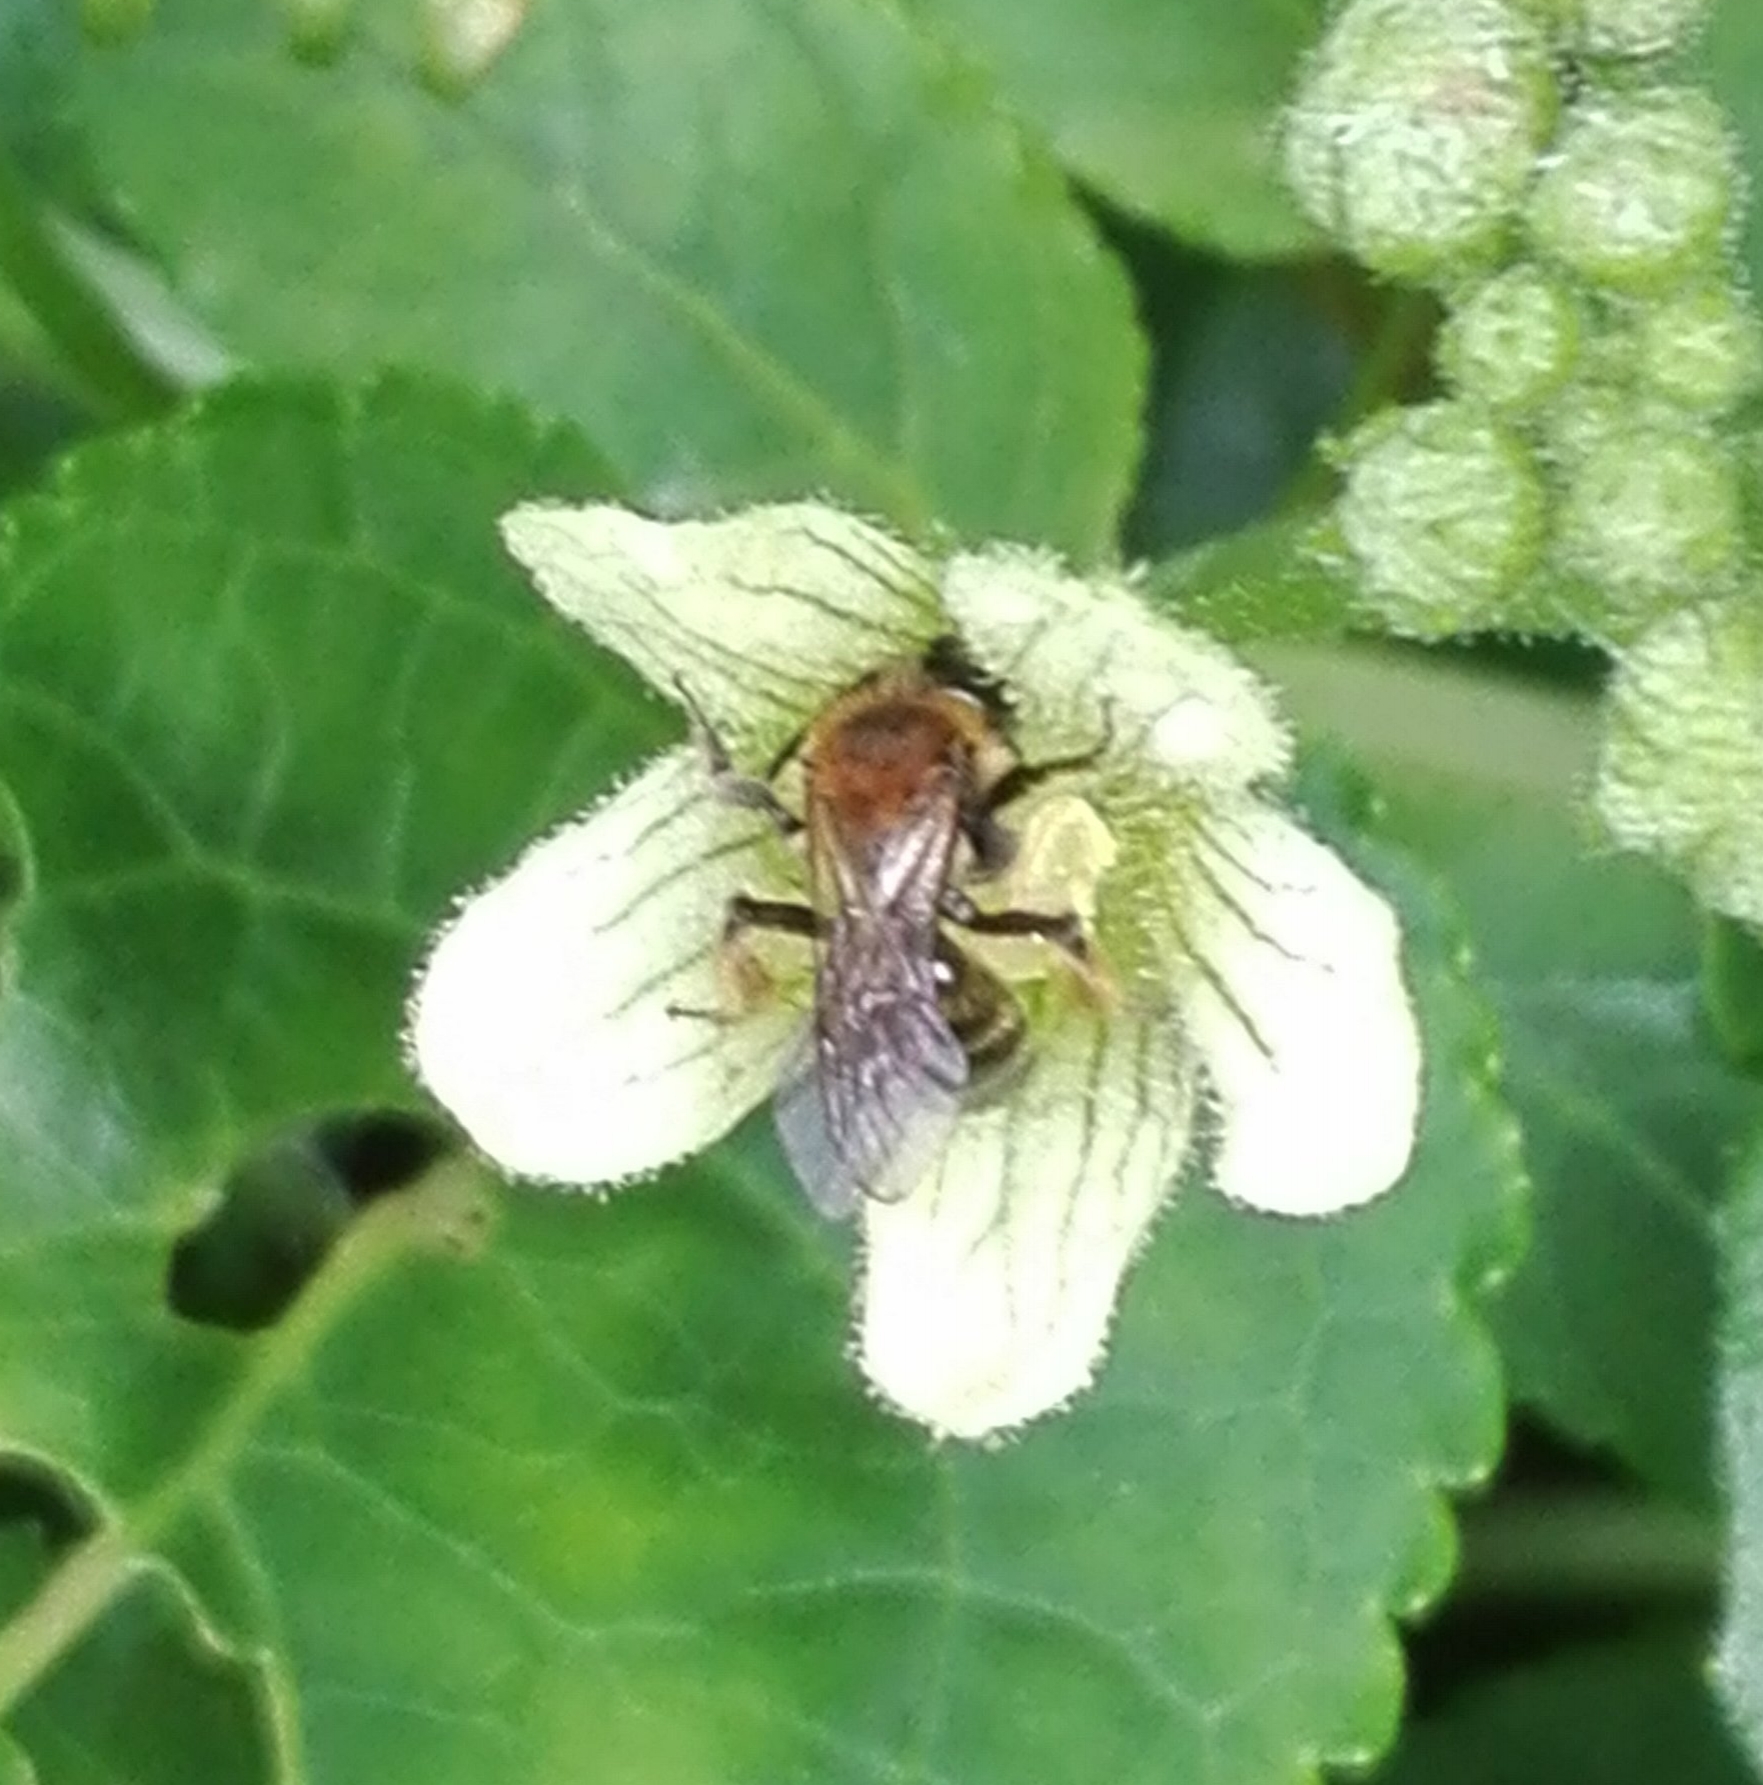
408, 503, 1423, 1439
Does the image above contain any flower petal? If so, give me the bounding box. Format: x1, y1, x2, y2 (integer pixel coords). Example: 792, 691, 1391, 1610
408, 748, 801, 1186
858, 1004, 1194, 1438
939, 545, 1290, 785
502, 502, 943, 752
1177, 803, 1420, 1216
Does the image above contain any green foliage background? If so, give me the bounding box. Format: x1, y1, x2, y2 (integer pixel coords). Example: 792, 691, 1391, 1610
0, 1, 1757, 1782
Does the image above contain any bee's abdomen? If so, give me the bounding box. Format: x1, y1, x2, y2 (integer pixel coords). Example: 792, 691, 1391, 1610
936, 942, 1026, 1084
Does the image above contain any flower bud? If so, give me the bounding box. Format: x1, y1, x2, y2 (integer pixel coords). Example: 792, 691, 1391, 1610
1637, 285, 1763, 415
1283, 0, 1555, 281
1541, 380, 1631, 465
1439, 267, 1581, 411
419, 0, 527, 96
1528, 90, 1738, 294
284, 0, 351, 62
1555, 421, 1744, 618
1599, 590, 1763, 928
1336, 401, 1547, 635
1577, 0, 1711, 58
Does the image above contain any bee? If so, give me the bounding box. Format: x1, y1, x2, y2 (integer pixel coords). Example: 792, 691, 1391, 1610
679, 637, 1104, 1218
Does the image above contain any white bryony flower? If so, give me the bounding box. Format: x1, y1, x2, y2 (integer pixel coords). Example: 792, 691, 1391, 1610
408, 503, 1423, 1439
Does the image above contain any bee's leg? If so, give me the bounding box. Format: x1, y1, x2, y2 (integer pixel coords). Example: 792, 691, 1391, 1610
963, 703, 1115, 872
674, 676, 804, 839
981, 704, 1115, 818
723, 895, 822, 944
668, 895, 821, 1022
938, 887, 1097, 977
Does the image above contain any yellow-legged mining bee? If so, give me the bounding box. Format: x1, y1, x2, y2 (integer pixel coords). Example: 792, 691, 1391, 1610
679, 636, 1104, 1218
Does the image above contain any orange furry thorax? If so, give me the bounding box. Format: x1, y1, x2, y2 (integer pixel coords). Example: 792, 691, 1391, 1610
804, 667, 999, 840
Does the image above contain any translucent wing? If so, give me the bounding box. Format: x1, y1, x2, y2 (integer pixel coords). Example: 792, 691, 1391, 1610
773, 915, 968, 1219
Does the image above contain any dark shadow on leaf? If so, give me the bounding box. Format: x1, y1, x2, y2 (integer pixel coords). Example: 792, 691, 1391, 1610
1403, 1419, 1715, 1717
0, 774, 35, 928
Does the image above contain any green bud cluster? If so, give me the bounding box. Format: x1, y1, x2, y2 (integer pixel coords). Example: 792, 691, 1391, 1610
1286, 0, 1763, 925
1289, 0, 1750, 639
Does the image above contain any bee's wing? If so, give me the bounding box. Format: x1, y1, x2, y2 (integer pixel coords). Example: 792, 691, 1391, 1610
773, 917, 968, 1219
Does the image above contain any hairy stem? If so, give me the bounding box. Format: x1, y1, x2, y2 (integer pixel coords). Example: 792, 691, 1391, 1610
1283, 285, 1439, 513
1252, 640, 1600, 806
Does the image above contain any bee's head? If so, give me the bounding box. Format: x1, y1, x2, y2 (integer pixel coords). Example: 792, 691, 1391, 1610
921, 633, 1015, 730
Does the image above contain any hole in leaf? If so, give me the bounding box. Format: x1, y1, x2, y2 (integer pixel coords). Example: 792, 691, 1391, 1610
0, 1457, 94, 1549
167, 1110, 451, 1331
310, 1108, 450, 1198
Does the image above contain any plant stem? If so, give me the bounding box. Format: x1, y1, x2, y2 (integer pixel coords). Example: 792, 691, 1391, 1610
0, 1160, 490, 1715
1251, 639, 1600, 807
1455, 1492, 1722, 1607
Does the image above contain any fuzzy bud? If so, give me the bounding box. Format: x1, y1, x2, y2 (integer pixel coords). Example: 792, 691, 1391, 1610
1336, 401, 1547, 635
419, 0, 526, 96
1439, 266, 1581, 410
1637, 286, 1763, 416
1599, 592, 1763, 928
1555, 421, 1744, 619
1542, 380, 1633, 466
1576, 0, 1711, 58
1528, 90, 1738, 294
1283, 0, 1555, 281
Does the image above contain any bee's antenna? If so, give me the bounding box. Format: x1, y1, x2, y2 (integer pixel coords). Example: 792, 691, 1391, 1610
674, 674, 805, 838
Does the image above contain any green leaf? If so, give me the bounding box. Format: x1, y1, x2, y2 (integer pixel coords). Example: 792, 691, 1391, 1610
1377, 756, 1760, 1502
908, 0, 1324, 258
0, 364, 89, 504
0, 377, 1522, 1781
0, 0, 75, 178
1372, 1630, 1753, 1785
1717, 1131, 1763, 1761
0, 1521, 274, 1785
69, 0, 1142, 556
